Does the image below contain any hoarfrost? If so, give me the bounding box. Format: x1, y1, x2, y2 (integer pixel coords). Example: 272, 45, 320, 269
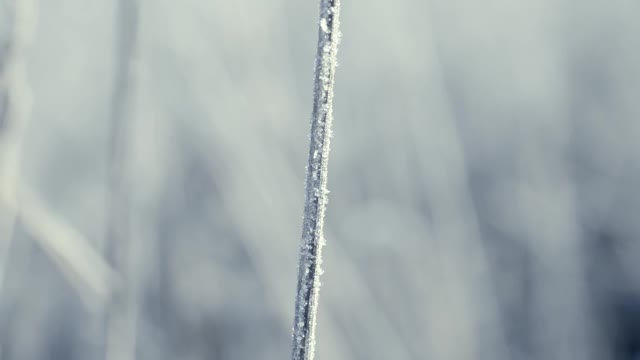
290, 0, 342, 360
320, 18, 329, 34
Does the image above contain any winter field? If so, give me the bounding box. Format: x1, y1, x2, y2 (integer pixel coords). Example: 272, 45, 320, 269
1, 0, 640, 359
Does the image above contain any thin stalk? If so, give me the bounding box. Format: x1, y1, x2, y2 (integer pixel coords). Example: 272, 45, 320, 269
291, 1, 341, 360
0, 0, 36, 293
0, 0, 117, 312
105, 0, 139, 359
17, 189, 119, 307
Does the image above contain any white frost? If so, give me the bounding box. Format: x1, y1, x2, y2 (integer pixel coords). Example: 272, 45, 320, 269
320, 18, 329, 33
291, 1, 342, 360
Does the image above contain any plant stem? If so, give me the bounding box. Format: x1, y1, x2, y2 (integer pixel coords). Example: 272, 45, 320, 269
0, 0, 36, 294
105, 0, 139, 359
291, 1, 341, 360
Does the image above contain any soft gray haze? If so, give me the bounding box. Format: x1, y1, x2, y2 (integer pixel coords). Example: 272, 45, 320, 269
1, 0, 640, 359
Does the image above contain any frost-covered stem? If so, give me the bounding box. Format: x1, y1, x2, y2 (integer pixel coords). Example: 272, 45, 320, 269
0, 0, 36, 292
291, 1, 341, 360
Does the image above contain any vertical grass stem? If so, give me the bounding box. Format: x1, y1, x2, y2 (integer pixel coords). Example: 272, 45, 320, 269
291, 1, 341, 360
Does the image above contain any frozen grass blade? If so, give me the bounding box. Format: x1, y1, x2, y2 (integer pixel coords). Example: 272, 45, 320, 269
291, 1, 341, 360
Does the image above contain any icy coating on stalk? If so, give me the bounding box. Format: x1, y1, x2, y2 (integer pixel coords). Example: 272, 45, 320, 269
291, 1, 341, 360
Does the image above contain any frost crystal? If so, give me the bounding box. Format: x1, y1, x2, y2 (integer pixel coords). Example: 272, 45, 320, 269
290, 1, 342, 360
320, 18, 329, 33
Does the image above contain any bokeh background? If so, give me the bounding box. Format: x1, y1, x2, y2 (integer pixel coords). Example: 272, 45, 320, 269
2, 0, 640, 359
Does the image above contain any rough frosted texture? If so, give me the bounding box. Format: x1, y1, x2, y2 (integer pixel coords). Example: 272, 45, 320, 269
291, 1, 341, 360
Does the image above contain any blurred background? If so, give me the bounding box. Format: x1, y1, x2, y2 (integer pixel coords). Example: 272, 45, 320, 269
2, 0, 640, 359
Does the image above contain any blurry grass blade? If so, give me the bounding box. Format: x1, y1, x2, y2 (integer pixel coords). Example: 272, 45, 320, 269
17, 190, 120, 308
0, 0, 38, 292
